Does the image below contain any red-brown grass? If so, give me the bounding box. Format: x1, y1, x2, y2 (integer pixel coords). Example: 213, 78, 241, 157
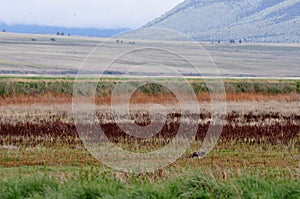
0, 92, 298, 106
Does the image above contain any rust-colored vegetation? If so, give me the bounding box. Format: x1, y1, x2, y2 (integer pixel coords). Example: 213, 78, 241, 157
0, 79, 299, 169
0, 92, 299, 106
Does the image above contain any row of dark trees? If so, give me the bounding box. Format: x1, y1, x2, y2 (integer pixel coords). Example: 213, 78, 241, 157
30, 38, 56, 42
229, 39, 243, 43
215, 39, 243, 44
56, 32, 71, 36
116, 39, 136, 45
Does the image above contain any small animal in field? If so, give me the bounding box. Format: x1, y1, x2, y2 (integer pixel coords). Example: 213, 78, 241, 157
189, 151, 206, 158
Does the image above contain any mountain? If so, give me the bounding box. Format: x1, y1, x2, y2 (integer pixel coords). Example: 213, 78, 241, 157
145, 0, 300, 43
0, 22, 129, 38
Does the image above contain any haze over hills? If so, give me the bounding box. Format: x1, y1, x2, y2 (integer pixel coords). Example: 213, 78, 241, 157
145, 0, 300, 43
0, 22, 129, 38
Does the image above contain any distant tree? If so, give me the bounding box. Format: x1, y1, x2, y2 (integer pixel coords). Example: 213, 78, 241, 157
2, 29, 6, 32
239, 39, 242, 43
218, 40, 221, 44
120, 40, 123, 44
68, 34, 71, 36
230, 39, 235, 43
56, 32, 60, 35
60, 32, 64, 36
31, 38, 36, 41
50, 38, 56, 42
116, 39, 120, 43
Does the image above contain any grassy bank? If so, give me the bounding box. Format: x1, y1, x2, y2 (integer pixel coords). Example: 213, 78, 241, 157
0, 169, 299, 199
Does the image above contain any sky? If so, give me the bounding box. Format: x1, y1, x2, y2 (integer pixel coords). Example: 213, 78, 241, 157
0, 0, 184, 29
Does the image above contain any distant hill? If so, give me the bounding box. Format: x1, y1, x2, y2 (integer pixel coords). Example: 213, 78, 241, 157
0, 22, 129, 38
145, 0, 300, 43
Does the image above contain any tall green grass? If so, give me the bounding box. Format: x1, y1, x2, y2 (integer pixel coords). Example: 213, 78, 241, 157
0, 172, 299, 199
0, 79, 299, 97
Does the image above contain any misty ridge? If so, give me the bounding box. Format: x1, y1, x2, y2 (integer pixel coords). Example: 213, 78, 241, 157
146, 0, 300, 43
0, 22, 129, 38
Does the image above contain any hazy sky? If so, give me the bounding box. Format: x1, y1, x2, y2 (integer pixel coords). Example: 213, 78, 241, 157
0, 0, 183, 28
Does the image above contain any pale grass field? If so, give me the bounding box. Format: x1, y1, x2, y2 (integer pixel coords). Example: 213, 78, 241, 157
0, 32, 300, 78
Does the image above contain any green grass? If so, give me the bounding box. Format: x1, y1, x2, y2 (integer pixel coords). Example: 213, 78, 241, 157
0, 78, 299, 97
1, 139, 297, 198
0, 169, 299, 199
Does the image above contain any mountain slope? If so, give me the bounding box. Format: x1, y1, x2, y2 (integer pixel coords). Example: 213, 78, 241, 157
145, 0, 300, 42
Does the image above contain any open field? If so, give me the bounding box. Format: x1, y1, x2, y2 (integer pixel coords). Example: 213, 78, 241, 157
0, 77, 299, 198
1, 32, 300, 78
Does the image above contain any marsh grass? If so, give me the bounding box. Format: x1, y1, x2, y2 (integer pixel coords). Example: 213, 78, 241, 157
0, 79, 299, 98
0, 78, 299, 198
0, 169, 299, 199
